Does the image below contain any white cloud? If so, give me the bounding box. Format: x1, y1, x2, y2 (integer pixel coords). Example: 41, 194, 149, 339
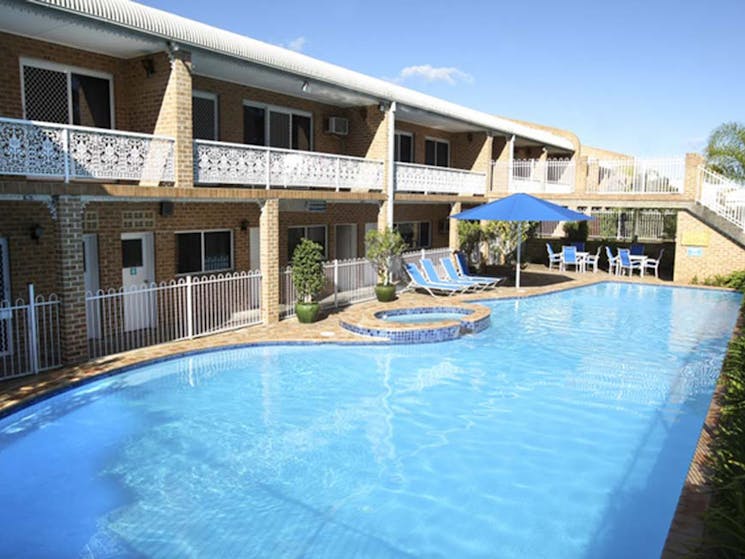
284, 36, 307, 52
393, 64, 473, 85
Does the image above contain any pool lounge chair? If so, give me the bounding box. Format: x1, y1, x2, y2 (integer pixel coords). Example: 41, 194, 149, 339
420, 258, 482, 291
438, 257, 500, 290
454, 251, 505, 284
404, 263, 471, 297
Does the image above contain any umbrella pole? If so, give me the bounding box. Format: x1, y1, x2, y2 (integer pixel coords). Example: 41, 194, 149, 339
516, 221, 522, 289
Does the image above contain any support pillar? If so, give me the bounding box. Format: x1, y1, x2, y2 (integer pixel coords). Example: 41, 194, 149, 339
575, 155, 588, 195
260, 199, 280, 324
684, 152, 704, 200
55, 195, 87, 363
385, 102, 397, 227
377, 200, 390, 233
153, 49, 193, 188
492, 135, 514, 195
449, 202, 462, 251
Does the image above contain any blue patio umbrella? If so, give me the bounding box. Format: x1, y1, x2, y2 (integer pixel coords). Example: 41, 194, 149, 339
450, 193, 593, 289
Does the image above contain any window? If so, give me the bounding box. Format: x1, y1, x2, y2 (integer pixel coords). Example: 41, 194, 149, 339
287, 225, 327, 260
192, 91, 218, 140
424, 138, 449, 167
176, 230, 233, 274
394, 131, 414, 163
22, 59, 113, 128
394, 221, 431, 249
243, 102, 313, 150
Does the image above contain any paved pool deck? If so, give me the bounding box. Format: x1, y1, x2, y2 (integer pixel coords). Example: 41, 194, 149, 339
0, 265, 729, 558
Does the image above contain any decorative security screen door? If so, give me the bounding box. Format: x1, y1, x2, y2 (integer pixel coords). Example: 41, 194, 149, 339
121, 232, 155, 332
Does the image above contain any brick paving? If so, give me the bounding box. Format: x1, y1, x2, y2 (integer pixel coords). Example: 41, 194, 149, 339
0, 266, 726, 557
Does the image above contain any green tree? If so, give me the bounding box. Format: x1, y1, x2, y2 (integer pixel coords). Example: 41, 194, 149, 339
457, 220, 483, 267
482, 221, 535, 265
705, 122, 745, 182
365, 228, 407, 285
291, 238, 325, 303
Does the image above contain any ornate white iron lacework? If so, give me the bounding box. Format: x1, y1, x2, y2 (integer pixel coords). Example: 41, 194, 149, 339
395, 162, 486, 195
0, 118, 174, 183
194, 140, 384, 191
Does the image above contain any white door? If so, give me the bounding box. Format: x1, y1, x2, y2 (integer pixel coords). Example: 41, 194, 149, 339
121, 232, 155, 332
0, 238, 11, 355
83, 234, 101, 339
249, 227, 261, 270
335, 224, 357, 260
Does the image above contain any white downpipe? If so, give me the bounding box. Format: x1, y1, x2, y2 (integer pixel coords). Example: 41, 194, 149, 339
386, 101, 397, 227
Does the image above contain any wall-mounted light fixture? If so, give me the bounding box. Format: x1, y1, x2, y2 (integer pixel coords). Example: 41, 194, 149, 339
240, 219, 250, 231
30, 224, 44, 241
301, 80, 310, 93
142, 58, 156, 77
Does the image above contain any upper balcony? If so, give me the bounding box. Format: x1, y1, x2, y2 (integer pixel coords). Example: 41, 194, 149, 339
0, 117, 174, 184
395, 162, 486, 196
495, 158, 575, 194
588, 158, 685, 195
194, 140, 384, 191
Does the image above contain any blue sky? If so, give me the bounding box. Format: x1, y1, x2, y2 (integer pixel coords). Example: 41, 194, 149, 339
143, 0, 744, 156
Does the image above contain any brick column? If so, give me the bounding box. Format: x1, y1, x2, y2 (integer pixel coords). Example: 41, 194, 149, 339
449, 202, 462, 251
684, 152, 704, 201
154, 49, 193, 188
55, 195, 87, 363
260, 199, 280, 324
491, 135, 513, 195
574, 155, 588, 195
377, 200, 390, 232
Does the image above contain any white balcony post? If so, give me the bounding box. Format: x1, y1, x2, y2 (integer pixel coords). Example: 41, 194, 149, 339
63, 128, 70, 183
386, 102, 397, 227
265, 149, 271, 189
333, 259, 339, 308
27, 283, 39, 375
335, 158, 341, 192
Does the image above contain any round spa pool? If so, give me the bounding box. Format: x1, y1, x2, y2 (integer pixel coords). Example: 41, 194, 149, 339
375, 307, 473, 324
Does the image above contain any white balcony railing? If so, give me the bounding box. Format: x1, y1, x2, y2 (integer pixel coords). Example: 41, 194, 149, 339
395, 162, 486, 195
194, 140, 384, 191
590, 157, 685, 194
500, 159, 575, 194
698, 167, 745, 230
0, 117, 175, 183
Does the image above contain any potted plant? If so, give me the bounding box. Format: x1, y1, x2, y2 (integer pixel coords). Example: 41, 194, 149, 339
365, 227, 406, 302
291, 238, 326, 323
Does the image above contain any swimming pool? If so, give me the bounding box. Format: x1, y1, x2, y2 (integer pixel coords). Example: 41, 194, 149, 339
0, 283, 740, 558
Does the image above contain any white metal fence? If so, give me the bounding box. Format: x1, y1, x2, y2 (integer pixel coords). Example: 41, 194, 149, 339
86, 271, 262, 359
194, 140, 384, 191
500, 159, 575, 193
586, 209, 677, 240
590, 158, 685, 194
698, 167, 745, 230
280, 248, 453, 319
0, 284, 61, 380
0, 117, 175, 183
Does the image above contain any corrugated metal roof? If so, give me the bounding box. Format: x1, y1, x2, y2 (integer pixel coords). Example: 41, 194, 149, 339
27, 0, 575, 150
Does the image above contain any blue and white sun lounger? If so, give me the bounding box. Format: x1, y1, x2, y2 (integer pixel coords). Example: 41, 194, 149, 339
420, 258, 482, 291
439, 257, 500, 290
453, 252, 505, 284
404, 263, 470, 297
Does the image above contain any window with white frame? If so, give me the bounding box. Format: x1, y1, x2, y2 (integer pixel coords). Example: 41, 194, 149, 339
287, 225, 326, 260
394, 131, 414, 163
424, 138, 449, 167
21, 59, 113, 128
243, 102, 312, 150
394, 221, 431, 249
176, 230, 233, 274
192, 91, 218, 140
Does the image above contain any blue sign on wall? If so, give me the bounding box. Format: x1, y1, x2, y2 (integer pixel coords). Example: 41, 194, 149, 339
687, 247, 704, 257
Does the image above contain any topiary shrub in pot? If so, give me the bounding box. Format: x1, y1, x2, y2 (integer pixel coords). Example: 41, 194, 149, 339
365, 228, 407, 302
291, 238, 326, 323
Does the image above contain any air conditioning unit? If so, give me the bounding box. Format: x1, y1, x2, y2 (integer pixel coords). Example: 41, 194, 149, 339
327, 116, 349, 136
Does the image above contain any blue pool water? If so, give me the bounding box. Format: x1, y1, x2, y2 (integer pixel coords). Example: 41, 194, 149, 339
0, 283, 740, 558
381, 311, 468, 323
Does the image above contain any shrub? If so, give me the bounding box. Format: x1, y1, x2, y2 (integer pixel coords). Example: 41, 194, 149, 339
563, 221, 588, 242
702, 271, 745, 292
458, 220, 483, 267
291, 238, 325, 303
365, 228, 406, 286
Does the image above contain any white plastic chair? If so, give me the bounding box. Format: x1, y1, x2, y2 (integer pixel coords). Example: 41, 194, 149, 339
617, 249, 642, 277
604, 246, 618, 275
546, 243, 561, 270
643, 249, 664, 279
584, 247, 601, 273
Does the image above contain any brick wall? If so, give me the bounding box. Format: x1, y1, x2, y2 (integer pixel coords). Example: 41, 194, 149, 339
84, 201, 262, 290
674, 212, 745, 283
395, 121, 485, 171
0, 201, 59, 299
